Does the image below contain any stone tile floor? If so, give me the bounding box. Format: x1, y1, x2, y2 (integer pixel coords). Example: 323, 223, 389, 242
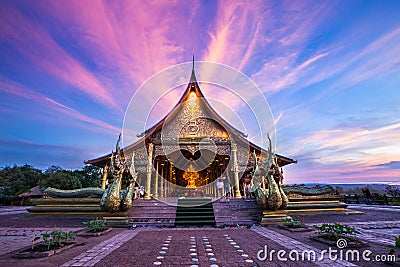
0, 204, 399, 266
0, 227, 81, 257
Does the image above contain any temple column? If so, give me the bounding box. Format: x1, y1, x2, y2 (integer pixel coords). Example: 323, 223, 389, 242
144, 143, 153, 200
154, 160, 159, 198
232, 142, 241, 198
160, 164, 164, 198
101, 164, 108, 189
214, 183, 217, 198
168, 164, 172, 198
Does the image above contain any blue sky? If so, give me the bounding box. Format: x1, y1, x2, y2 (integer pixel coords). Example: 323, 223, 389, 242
0, 0, 399, 184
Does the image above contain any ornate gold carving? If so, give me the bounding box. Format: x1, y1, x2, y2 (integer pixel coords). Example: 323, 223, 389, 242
133, 147, 147, 159
188, 119, 199, 136
179, 118, 228, 139
216, 144, 231, 155
154, 145, 164, 157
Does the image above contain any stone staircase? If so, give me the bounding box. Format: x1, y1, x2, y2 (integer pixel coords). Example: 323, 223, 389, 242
127, 198, 264, 228
212, 198, 262, 226
174, 198, 216, 227
128, 198, 177, 227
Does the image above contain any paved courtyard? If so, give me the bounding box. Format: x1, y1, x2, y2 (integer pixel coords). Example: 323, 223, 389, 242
0, 205, 399, 266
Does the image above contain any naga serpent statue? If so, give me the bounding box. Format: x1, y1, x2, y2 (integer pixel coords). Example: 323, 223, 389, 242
100, 135, 138, 212
283, 185, 334, 196
250, 135, 288, 211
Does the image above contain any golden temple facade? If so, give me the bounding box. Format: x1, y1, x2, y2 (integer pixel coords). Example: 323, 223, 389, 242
85, 65, 296, 199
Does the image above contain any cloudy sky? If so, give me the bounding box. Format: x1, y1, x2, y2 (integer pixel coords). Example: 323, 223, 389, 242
1, 0, 399, 184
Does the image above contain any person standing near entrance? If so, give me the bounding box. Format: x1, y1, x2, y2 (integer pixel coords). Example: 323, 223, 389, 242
216, 178, 223, 198
139, 186, 145, 198
222, 176, 231, 198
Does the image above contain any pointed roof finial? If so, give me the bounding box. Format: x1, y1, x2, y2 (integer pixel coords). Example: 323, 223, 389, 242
190, 54, 197, 83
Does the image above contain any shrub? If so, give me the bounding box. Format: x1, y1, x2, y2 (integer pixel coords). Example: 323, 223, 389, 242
284, 216, 306, 228
38, 229, 76, 250
313, 222, 360, 241
388, 236, 400, 262
83, 218, 107, 233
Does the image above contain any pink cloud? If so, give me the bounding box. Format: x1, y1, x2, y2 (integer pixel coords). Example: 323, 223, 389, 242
0, 4, 122, 113
252, 52, 329, 94
203, 0, 264, 69
308, 27, 400, 100
285, 160, 400, 184
271, 25, 400, 99
244, 1, 336, 95
277, 1, 330, 47
282, 121, 400, 183
0, 77, 120, 133
35, 1, 206, 111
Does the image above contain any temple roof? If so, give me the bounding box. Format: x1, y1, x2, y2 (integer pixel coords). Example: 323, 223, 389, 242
85, 61, 296, 167
136, 59, 247, 139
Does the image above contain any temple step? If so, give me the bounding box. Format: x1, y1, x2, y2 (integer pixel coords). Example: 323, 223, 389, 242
282, 196, 359, 216
128, 198, 177, 227
212, 198, 262, 226
174, 198, 216, 227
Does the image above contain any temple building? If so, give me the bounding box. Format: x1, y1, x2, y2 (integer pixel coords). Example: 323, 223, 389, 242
85, 65, 296, 199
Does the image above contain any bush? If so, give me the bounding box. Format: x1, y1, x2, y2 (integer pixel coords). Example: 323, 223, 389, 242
388, 236, 400, 262
284, 216, 306, 228
313, 222, 360, 241
32, 229, 76, 251
83, 218, 107, 233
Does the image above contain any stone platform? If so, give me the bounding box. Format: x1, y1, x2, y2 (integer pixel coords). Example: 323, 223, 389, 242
27, 198, 102, 214
26, 195, 357, 227
285, 195, 360, 216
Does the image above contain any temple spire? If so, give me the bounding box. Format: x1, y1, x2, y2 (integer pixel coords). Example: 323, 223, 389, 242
190, 54, 197, 83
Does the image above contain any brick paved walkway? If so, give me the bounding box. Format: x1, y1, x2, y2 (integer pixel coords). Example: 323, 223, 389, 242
72, 228, 316, 267
61, 229, 141, 267
0, 206, 399, 266
348, 205, 400, 212
252, 226, 356, 267
0, 206, 30, 216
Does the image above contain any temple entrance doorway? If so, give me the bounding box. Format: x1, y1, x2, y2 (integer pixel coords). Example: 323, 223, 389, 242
154, 151, 231, 188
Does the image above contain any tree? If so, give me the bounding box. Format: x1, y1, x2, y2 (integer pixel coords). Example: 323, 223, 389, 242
386, 185, 400, 198
44, 165, 63, 175
39, 166, 82, 190
0, 164, 44, 196
0, 164, 101, 196
40, 171, 82, 190
335, 186, 344, 194
74, 165, 101, 188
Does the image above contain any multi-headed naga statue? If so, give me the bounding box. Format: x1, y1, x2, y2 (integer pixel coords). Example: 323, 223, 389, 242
100, 135, 138, 212
250, 135, 288, 211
